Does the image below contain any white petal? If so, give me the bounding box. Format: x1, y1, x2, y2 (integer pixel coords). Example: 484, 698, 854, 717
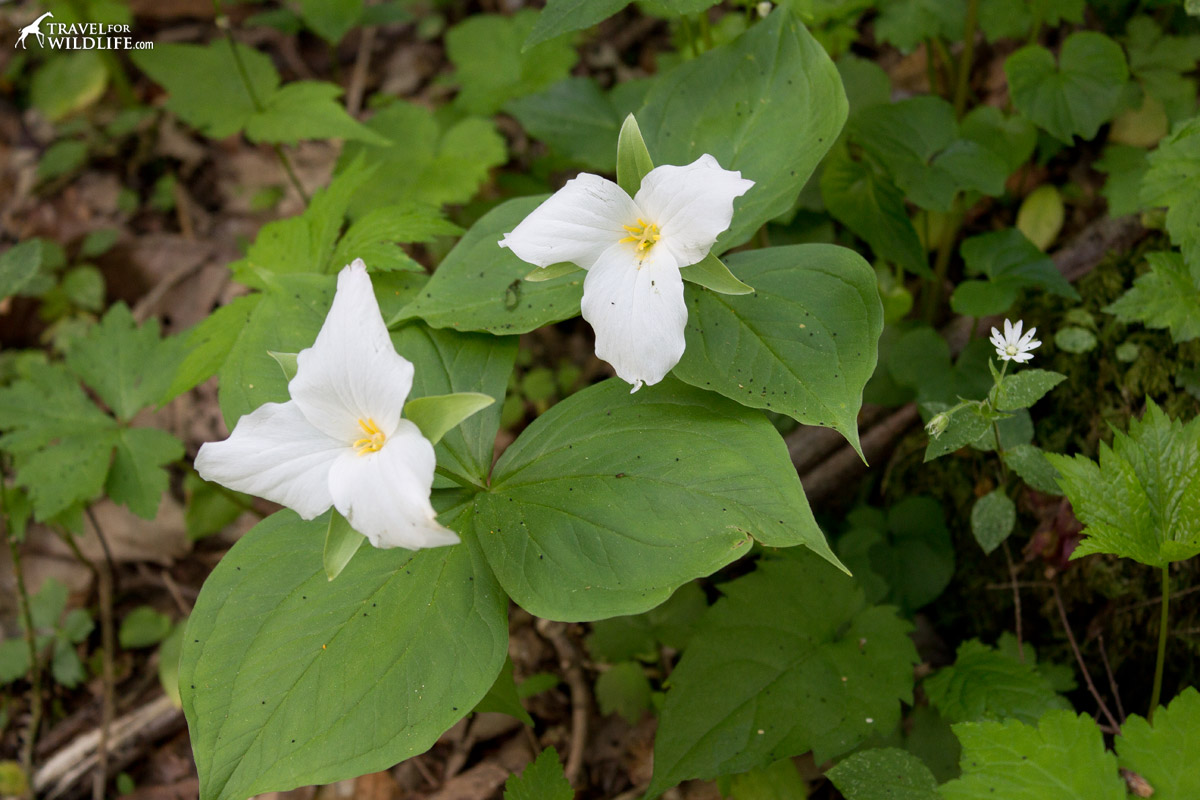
194, 401, 344, 519
289, 260, 414, 443
580, 242, 687, 390
327, 420, 459, 550
1003, 319, 1015, 341
633, 154, 754, 266
989, 328, 1005, 347
1018, 327, 1038, 348
499, 174, 641, 270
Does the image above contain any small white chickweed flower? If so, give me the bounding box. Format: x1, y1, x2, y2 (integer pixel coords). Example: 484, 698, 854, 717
499, 155, 753, 392
990, 318, 1041, 363
925, 412, 950, 439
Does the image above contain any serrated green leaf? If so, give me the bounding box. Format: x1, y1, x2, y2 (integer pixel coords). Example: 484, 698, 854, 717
673, 244, 881, 455
397, 196, 583, 335
298, 0, 362, 43
1005, 32, 1130, 144
339, 103, 507, 217
0, 639, 31, 684
969, 490, 1015, 554
525, 0, 629, 49
827, 747, 939, 800
645, 551, 917, 798
504, 747, 573, 800
106, 427, 184, 520
245, 81, 388, 146
132, 42, 277, 139
638, 8, 847, 252
473, 378, 841, 622
182, 510, 509, 800
821, 148, 929, 277
595, 661, 652, 724
1002, 444, 1063, 495
1116, 687, 1200, 800
925, 639, 1070, 725
119, 605, 172, 649
65, 303, 184, 421
1124, 16, 1200, 124
0, 241, 42, 301
940, 711, 1123, 800
994, 368, 1066, 411
1046, 400, 1200, 567
505, 77, 622, 172
1105, 252, 1200, 343
446, 11, 578, 116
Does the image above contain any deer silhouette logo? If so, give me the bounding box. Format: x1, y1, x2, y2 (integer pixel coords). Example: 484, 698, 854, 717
15, 12, 53, 49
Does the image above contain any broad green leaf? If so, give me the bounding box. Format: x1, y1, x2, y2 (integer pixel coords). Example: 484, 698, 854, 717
978, 0, 1083, 42
1004, 33, 1130, 144
473, 378, 840, 622
1016, 185, 1064, 251
504, 747, 573, 800
1046, 400, 1200, 567
724, 758, 808, 800
182, 510, 509, 800
30, 50, 108, 121
959, 105, 1038, 175
827, 748, 939, 800
595, 661, 652, 724
107, 427, 184, 520
1094, 144, 1149, 218
322, 511, 364, 582
0, 240, 42, 301
119, 606, 172, 649
874, 0, 965, 53
218, 274, 335, 426
0, 363, 118, 520
925, 640, 1071, 725
298, 0, 362, 43
585, 581, 707, 663
445, 11, 578, 116
993, 368, 1066, 411
339, 102, 507, 217
837, 54, 891, 118
475, 656, 534, 725
1124, 15, 1200, 124
673, 244, 882, 455
1116, 687, 1200, 800
969, 490, 1015, 553
267, 351, 298, 382
396, 197, 583, 335
133, 42, 277, 139
1105, 252, 1200, 343
525, 0, 629, 48
1054, 326, 1096, 353
638, 8, 847, 251
676, 253, 753, 295
849, 96, 1009, 212
505, 77, 622, 172
65, 303, 184, 421
940, 711, 1123, 800
645, 551, 917, 798
390, 325, 518, 484
616, 113, 654, 197
159, 622, 185, 708
403, 393, 494, 447
950, 230, 1078, 317
1002, 444, 1063, 495
167, 295, 262, 401
244, 81, 387, 146
821, 148, 928, 277
836, 497, 954, 613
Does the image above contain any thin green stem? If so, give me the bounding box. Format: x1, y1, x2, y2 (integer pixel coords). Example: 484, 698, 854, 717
953, 0, 981, 118
931, 38, 956, 99
680, 16, 699, 58
697, 11, 713, 50
1, 462, 39, 798
923, 201, 964, 322
213, 0, 310, 204
924, 38, 939, 94
1149, 565, 1170, 722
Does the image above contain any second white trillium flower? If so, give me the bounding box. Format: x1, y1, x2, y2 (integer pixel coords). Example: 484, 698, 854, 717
990, 318, 1041, 363
195, 260, 458, 551
499, 155, 754, 391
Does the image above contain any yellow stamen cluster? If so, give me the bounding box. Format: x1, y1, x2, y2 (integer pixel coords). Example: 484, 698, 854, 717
354, 418, 386, 455
620, 218, 661, 254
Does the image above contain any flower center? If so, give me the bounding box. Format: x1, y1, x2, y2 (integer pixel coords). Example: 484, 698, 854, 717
354, 418, 386, 455
1005, 344, 1018, 356
620, 218, 661, 254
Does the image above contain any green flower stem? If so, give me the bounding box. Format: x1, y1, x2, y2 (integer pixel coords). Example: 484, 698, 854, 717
923, 199, 963, 321
953, 0, 981, 118
1149, 565, 1170, 723
212, 0, 310, 204
681, 16, 699, 58
1, 461, 39, 798
698, 11, 713, 50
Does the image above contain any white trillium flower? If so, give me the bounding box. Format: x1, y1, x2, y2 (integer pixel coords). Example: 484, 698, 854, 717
990, 318, 1041, 363
499, 155, 754, 391
194, 260, 458, 551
